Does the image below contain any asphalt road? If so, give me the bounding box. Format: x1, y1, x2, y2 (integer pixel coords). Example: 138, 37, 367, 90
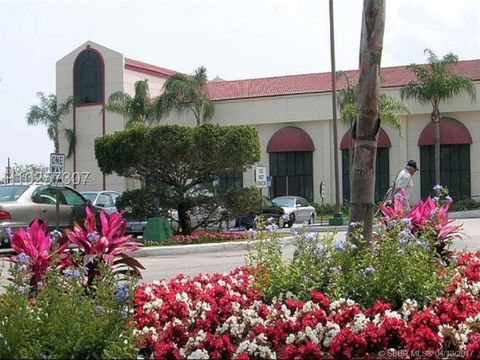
139, 218, 480, 283
1, 219, 479, 288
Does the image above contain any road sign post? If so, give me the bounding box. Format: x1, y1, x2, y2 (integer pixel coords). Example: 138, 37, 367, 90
319, 180, 325, 225
50, 153, 65, 229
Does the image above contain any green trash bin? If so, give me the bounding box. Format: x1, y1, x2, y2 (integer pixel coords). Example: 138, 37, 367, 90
142, 216, 173, 243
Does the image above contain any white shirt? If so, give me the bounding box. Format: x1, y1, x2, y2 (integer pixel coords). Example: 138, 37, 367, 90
394, 169, 413, 200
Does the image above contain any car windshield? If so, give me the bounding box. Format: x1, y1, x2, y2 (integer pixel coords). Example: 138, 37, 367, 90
0, 185, 29, 202
81, 192, 97, 202
273, 198, 295, 207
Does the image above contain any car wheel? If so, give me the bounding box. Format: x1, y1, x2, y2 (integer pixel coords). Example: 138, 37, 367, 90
288, 213, 295, 228
308, 214, 314, 225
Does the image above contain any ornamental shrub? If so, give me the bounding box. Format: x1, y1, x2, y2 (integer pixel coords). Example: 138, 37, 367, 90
247, 228, 336, 302
327, 223, 450, 308
248, 219, 452, 308
0, 265, 138, 359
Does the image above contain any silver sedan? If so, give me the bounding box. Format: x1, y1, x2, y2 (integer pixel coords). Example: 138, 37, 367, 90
272, 196, 316, 227
0, 184, 94, 233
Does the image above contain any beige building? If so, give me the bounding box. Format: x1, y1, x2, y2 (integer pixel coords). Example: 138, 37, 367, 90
57, 41, 480, 205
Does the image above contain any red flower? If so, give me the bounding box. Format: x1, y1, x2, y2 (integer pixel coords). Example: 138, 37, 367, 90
466, 333, 480, 360
329, 327, 367, 359
310, 291, 330, 310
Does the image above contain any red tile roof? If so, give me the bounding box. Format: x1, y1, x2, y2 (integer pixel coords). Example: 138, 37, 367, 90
125, 58, 177, 78
124, 58, 480, 101
207, 60, 480, 101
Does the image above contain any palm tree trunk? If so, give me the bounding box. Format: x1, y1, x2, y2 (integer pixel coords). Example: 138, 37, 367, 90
349, 0, 385, 244
432, 110, 441, 186
54, 136, 59, 154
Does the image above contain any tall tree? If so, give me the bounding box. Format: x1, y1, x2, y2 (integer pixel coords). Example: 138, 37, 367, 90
154, 66, 214, 126
105, 79, 154, 127
401, 49, 476, 185
95, 124, 260, 234
26, 92, 75, 157
349, 0, 386, 243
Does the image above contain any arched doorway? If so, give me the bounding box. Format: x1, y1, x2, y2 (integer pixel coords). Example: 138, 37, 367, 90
340, 128, 391, 203
267, 126, 314, 202
418, 117, 472, 200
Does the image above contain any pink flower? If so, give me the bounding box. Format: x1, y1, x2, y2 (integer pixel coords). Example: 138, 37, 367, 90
65, 207, 142, 265
10, 220, 70, 288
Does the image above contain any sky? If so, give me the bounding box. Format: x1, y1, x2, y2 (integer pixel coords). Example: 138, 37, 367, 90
0, 0, 479, 175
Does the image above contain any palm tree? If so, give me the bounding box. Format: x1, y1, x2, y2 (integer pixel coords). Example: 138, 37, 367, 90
26, 92, 75, 158
349, 0, 386, 243
154, 66, 214, 126
105, 79, 154, 127
337, 71, 408, 134
401, 49, 476, 185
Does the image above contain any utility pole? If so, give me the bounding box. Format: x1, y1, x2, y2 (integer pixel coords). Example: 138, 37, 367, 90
329, 0, 343, 224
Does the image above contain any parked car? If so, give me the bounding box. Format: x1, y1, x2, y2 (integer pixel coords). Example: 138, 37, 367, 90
82, 190, 151, 236
80, 190, 121, 215
272, 196, 316, 227
0, 184, 100, 238
235, 196, 287, 229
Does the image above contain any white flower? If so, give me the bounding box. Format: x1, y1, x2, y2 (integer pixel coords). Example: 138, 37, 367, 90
286, 334, 296, 344
187, 349, 210, 359
323, 321, 340, 348
349, 314, 369, 333
384, 310, 402, 320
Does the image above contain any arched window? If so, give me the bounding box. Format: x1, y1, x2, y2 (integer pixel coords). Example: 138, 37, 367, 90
340, 128, 391, 203
267, 127, 315, 202
418, 117, 472, 200
74, 49, 104, 104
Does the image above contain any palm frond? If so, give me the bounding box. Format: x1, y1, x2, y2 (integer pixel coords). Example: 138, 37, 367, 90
63, 128, 76, 158
105, 91, 132, 116
402, 50, 476, 107
26, 105, 49, 125
57, 96, 74, 117
202, 99, 215, 122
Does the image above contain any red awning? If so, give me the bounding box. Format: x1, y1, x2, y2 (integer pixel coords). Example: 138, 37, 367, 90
418, 117, 472, 146
266, 126, 315, 152
340, 128, 391, 150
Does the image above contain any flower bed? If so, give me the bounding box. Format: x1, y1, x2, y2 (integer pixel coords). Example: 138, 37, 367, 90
167, 230, 250, 245
133, 254, 480, 359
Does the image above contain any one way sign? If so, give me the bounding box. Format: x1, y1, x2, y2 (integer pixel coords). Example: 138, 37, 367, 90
50, 153, 65, 188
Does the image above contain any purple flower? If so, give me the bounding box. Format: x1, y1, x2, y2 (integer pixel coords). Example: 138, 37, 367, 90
115, 283, 128, 302
18, 264, 28, 272
301, 232, 316, 243
17, 252, 30, 264
49, 229, 63, 244
362, 266, 376, 277
334, 242, 344, 251
14, 284, 30, 295
315, 244, 324, 258
63, 269, 81, 278
87, 231, 101, 242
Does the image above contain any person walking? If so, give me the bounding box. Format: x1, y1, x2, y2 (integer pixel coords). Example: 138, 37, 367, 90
392, 160, 419, 205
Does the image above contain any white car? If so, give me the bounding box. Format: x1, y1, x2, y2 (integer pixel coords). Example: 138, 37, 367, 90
272, 196, 315, 227
80, 191, 121, 215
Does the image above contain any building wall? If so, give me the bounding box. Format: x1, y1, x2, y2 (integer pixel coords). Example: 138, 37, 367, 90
57, 42, 480, 205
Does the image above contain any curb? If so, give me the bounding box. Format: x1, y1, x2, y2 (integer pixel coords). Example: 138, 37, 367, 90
449, 210, 480, 219
128, 236, 297, 258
